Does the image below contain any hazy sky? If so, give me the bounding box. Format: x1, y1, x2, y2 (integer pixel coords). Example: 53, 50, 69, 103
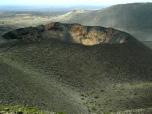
0, 0, 152, 6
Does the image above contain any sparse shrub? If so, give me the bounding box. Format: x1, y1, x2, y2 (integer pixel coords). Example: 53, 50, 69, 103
100, 89, 105, 92
81, 98, 84, 100
117, 90, 120, 93
109, 109, 112, 112
80, 94, 85, 97
126, 96, 129, 99
134, 93, 138, 95
98, 104, 101, 107
90, 91, 96, 94
92, 107, 97, 111
108, 98, 112, 102
94, 95, 100, 99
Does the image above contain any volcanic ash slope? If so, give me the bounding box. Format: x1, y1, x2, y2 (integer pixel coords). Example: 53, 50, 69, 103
0, 22, 152, 113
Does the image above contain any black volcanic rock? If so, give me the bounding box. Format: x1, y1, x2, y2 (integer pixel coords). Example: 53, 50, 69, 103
3, 22, 132, 45
3, 27, 41, 41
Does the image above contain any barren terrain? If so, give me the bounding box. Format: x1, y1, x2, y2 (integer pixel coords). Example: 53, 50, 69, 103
0, 3, 152, 114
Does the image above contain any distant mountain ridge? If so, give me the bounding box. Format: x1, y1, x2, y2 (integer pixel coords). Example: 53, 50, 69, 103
56, 3, 152, 29
50, 3, 152, 48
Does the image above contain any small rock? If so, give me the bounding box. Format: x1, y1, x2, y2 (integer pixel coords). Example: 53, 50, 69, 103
16, 110, 23, 114
5, 108, 9, 111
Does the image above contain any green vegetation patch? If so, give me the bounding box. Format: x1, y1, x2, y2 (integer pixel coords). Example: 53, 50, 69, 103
0, 105, 67, 114
0, 105, 46, 114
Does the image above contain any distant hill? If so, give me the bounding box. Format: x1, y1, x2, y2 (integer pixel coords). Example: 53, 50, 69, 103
0, 5, 105, 13
56, 3, 152, 29
0, 23, 152, 113
52, 3, 152, 45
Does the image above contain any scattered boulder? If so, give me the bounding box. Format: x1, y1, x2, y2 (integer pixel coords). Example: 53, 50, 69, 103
3, 27, 42, 42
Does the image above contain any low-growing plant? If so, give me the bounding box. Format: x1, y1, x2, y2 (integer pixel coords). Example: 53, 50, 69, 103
0, 105, 67, 114
100, 89, 105, 92
92, 107, 97, 111
81, 98, 84, 100
0, 105, 45, 114
94, 95, 100, 99
80, 94, 85, 97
